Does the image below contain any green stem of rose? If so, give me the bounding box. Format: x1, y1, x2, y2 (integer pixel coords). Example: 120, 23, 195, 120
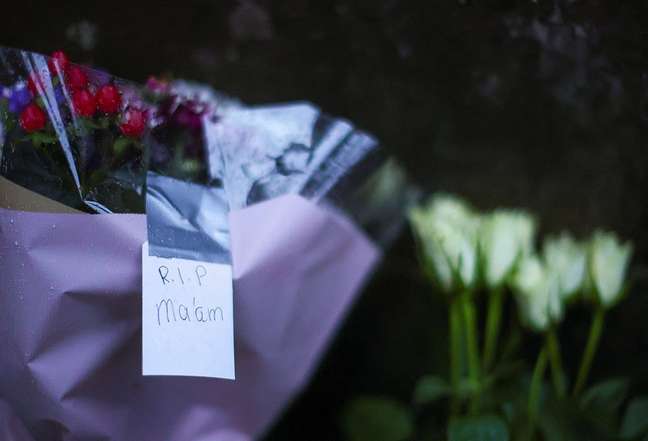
573, 307, 606, 396
482, 286, 504, 371
546, 328, 567, 398
449, 297, 462, 415
528, 347, 548, 439
460, 290, 480, 414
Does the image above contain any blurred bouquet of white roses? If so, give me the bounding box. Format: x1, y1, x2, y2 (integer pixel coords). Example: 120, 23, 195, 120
342, 194, 642, 441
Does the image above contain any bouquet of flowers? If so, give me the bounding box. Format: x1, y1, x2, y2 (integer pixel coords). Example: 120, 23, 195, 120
0, 48, 415, 441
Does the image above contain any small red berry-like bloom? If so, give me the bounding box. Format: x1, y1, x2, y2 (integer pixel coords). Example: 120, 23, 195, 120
72, 89, 96, 117
27, 72, 42, 95
96, 84, 122, 114
65, 65, 88, 90
48, 50, 69, 75
19, 103, 47, 132
119, 107, 147, 138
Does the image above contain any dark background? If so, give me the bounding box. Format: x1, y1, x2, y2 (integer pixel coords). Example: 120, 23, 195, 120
3, 1, 647, 439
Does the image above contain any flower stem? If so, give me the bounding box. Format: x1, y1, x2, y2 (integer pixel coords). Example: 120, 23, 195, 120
460, 290, 480, 413
482, 286, 504, 371
528, 347, 548, 439
573, 307, 606, 397
449, 297, 462, 415
546, 328, 567, 398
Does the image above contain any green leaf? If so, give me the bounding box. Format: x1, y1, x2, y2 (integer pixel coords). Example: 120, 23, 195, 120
581, 378, 629, 413
448, 415, 509, 441
97, 116, 110, 129
456, 378, 480, 399
620, 397, 648, 439
539, 397, 617, 441
340, 397, 413, 441
113, 137, 132, 156
413, 375, 449, 405
81, 118, 104, 130
30, 131, 58, 146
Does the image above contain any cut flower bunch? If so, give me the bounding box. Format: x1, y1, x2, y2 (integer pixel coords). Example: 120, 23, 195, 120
0, 49, 216, 212
341, 194, 643, 441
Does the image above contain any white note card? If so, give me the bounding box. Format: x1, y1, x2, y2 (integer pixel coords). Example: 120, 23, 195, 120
142, 242, 235, 379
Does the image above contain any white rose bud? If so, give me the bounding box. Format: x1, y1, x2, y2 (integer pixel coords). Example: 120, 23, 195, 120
588, 230, 632, 308
410, 194, 480, 293
543, 233, 587, 302
480, 210, 536, 289
513, 255, 563, 332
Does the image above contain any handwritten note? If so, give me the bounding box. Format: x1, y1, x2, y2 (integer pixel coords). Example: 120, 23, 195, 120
142, 242, 235, 379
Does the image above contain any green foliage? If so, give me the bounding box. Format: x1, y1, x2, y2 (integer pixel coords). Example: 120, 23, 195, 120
29, 131, 58, 147
620, 397, 648, 440
112, 136, 132, 156
81, 116, 109, 130
340, 397, 413, 441
414, 375, 449, 405
538, 397, 617, 441
448, 415, 509, 441
581, 378, 629, 415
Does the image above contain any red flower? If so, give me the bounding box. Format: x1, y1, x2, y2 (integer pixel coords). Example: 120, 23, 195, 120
48, 51, 69, 75
72, 89, 96, 117
120, 107, 146, 138
19, 103, 47, 132
66, 65, 88, 91
96, 84, 122, 114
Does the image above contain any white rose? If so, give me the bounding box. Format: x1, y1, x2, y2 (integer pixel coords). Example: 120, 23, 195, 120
513, 255, 563, 332
480, 210, 536, 289
543, 233, 587, 302
589, 230, 632, 308
410, 194, 480, 293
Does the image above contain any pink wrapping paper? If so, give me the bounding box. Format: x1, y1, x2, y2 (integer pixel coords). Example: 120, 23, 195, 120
0, 194, 379, 440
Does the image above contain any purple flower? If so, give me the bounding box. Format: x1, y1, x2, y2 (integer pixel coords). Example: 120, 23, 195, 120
145, 76, 170, 95
8, 84, 32, 114
87, 69, 111, 87
171, 102, 204, 132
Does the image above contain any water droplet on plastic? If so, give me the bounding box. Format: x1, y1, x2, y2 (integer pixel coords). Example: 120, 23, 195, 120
13, 241, 18, 246
9, 218, 14, 224
51, 224, 57, 229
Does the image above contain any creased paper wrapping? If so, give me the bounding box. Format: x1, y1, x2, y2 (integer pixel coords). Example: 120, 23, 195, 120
0, 400, 34, 441
0, 194, 379, 441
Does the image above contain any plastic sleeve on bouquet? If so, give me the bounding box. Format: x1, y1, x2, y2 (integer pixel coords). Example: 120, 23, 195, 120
205, 101, 418, 248
141, 74, 232, 263
146, 172, 230, 263
0, 47, 148, 213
